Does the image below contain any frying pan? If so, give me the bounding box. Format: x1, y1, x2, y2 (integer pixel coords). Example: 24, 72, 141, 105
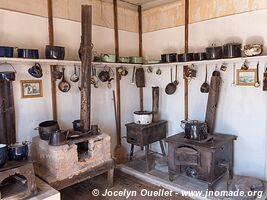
165, 68, 177, 95
58, 68, 71, 92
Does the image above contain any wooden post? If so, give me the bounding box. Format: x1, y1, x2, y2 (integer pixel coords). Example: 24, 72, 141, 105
183, 0, 189, 120
138, 5, 144, 111
80, 5, 92, 132
113, 0, 119, 62
47, 0, 57, 121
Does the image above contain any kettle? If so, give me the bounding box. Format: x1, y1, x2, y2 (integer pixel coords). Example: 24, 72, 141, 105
180, 120, 208, 140
98, 67, 114, 82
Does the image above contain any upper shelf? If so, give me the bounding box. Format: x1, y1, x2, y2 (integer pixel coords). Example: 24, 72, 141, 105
0, 55, 267, 68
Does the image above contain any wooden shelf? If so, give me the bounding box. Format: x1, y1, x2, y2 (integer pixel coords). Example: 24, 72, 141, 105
142, 55, 267, 67
1, 55, 266, 68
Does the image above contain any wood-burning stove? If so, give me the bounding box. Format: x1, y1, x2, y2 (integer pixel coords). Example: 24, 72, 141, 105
165, 132, 237, 190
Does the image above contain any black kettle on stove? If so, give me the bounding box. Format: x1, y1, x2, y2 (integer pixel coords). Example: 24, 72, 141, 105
180, 120, 208, 140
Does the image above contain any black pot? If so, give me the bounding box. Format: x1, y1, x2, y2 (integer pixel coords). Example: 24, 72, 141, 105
161, 53, 178, 63
36, 120, 60, 140
181, 120, 208, 140
0, 144, 7, 168
8, 142, 28, 161
206, 45, 223, 60
223, 43, 242, 58
178, 53, 194, 62
18, 48, 39, 59
0, 72, 16, 81
45, 45, 65, 60
72, 120, 81, 131
0, 46, 14, 57
193, 52, 207, 61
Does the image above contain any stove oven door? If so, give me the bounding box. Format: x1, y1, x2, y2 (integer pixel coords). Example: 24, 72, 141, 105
175, 146, 200, 166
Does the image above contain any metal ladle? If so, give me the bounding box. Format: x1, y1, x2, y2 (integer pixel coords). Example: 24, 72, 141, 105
70, 65, 79, 82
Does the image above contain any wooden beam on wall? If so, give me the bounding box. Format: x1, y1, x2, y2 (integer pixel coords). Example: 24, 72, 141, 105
138, 5, 144, 111
80, 5, 92, 132
183, 0, 189, 120
113, 0, 119, 62
47, 0, 57, 121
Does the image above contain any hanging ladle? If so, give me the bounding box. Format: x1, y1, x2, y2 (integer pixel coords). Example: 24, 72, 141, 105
200, 65, 209, 93
254, 61, 260, 87
70, 65, 79, 82
165, 67, 177, 95
173, 65, 179, 86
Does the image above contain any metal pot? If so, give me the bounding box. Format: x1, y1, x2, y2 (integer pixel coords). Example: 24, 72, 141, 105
0, 72, 16, 81
49, 130, 68, 146
206, 45, 223, 60
35, 120, 60, 140
17, 48, 39, 59
118, 57, 130, 63
28, 63, 43, 78
161, 53, 177, 63
180, 120, 208, 140
72, 120, 81, 131
193, 52, 207, 61
244, 44, 263, 57
223, 43, 242, 58
178, 53, 194, 62
101, 54, 116, 63
130, 56, 143, 64
45, 45, 65, 60
0, 46, 14, 57
133, 111, 153, 125
0, 144, 7, 167
98, 67, 114, 82
8, 142, 29, 161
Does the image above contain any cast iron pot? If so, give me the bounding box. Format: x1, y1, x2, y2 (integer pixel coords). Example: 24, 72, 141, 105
193, 52, 207, 61
223, 43, 242, 58
0, 46, 14, 57
206, 45, 223, 60
35, 120, 60, 140
45, 45, 65, 60
161, 53, 178, 63
0, 144, 8, 168
178, 53, 194, 62
8, 142, 29, 161
17, 48, 39, 59
49, 130, 68, 146
72, 120, 81, 131
180, 120, 208, 140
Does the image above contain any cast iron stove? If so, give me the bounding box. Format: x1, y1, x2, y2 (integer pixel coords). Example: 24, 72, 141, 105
165, 132, 237, 190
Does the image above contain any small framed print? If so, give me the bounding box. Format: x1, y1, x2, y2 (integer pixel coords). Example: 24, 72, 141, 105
236, 69, 257, 86
20, 80, 43, 98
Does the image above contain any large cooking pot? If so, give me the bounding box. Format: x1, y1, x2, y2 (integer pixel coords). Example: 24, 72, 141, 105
0, 46, 14, 57
35, 120, 60, 140
161, 53, 178, 63
45, 45, 65, 60
0, 144, 7, 167
193, 52, 207, 61
49, 130, 68, 146
8, 142, 29, 161
17, 48, 39, 59
223, 43, 242, 58
178, 53, 194, 62
134, 111, 153, 125
206, 45, 223, 60
180, 120, 208, 140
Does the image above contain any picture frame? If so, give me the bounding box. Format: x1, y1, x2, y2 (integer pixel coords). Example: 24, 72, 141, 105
236, 69, 257, 86
20, 80, 43, 98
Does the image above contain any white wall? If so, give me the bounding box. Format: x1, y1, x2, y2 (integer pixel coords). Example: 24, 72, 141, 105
0, 9, 139, 153
142, 9, 267, 180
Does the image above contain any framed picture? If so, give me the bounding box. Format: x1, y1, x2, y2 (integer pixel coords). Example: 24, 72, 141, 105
236, 69, 257, 86
20, 80, 43, 98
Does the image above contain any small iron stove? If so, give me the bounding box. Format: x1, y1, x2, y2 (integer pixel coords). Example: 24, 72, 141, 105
165, 132, 237, 191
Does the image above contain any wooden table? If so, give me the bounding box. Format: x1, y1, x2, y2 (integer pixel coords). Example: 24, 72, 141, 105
125, 120, 167, 171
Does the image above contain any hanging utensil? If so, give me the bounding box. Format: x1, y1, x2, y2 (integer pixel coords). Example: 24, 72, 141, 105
200, 65, 210, 93
241, 61, 249, 70
58, 67, 71, 92
263, 63, 267, 91
165, 67, 177, 95
156, 67, 161, 75
254, 62, 260, 87
70, 65, 79, 82
91, 67, 99, 88
131, 66, 136, 85
135, 67, 145, 87
173, 65, 179, 86
231, 64, 236, 86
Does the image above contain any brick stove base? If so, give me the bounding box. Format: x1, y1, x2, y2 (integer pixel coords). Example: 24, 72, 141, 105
31, 133, 113, 188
